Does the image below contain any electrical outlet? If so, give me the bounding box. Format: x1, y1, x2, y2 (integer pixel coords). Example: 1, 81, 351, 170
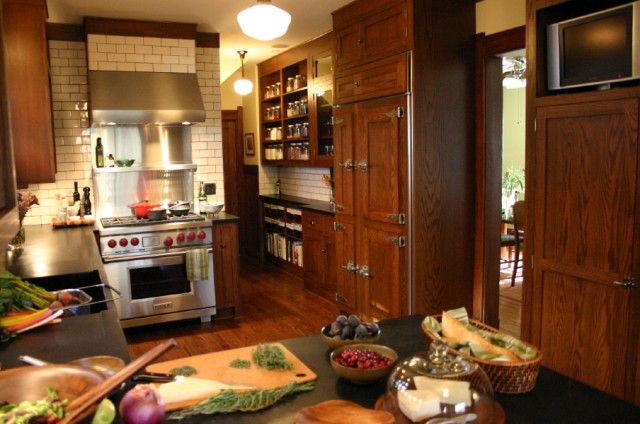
204, 183, 216, 195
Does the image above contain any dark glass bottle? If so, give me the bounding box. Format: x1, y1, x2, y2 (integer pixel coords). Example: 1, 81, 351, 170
82, 187, 92, 215
96, 137, 105, 168
72, 181, 80, 203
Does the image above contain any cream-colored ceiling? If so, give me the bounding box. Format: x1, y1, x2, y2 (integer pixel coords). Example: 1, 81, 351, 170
46, 0, 352, 82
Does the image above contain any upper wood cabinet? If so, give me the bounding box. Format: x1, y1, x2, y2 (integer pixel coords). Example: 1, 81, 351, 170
2, 0, 55, 186
333, 0, 412, 70
335, 53, 408, 104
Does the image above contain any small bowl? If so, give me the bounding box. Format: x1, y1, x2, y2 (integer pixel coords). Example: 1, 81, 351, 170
115, 159, 135, 167
204, 202, 224, 215
330, 343, 398, 384
320, 324, 381, 349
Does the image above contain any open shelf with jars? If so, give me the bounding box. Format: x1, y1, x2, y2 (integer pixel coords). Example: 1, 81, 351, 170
257, 32, 333, 167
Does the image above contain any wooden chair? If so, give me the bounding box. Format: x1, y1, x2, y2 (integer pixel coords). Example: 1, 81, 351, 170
511, 200, 526, 286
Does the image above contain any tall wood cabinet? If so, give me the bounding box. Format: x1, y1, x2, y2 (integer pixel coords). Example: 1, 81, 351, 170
2, 0, 55, 186
212, 220, 240, 317
527, 0, 640, 405
332, 0, 475, 320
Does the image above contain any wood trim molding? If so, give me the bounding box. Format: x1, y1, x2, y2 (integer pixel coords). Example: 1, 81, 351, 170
196, 32, 219, 48
485, 25, 525, 56
46, 23, 84, 41
84, 17, 197, 39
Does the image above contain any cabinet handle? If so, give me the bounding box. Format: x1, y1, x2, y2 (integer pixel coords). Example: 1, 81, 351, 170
355, 159, 368, 172
341, 261, 359, 273
358, 266, 371, 279
388, 236, 406, 248
336, 293, 348, 303
321, 248, 327, 254
354, 81, 361, 87
387, 213, 406, 225
339, 159, 354, 171
333, 222, 345, 232
613, 277, 636, 289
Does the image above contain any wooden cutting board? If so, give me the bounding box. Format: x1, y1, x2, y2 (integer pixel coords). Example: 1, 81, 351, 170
145, 343, 316, 410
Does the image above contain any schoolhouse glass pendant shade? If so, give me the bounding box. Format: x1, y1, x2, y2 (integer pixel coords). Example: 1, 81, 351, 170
237, 0, 291, 41
234, 50, 253, 96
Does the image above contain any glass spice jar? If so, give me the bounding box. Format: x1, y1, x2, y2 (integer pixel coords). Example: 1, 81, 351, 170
275, 82, 281, 96
286, 77, 295, 92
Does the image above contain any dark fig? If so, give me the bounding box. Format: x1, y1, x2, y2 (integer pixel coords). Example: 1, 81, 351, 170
347, 314, 361, 328
355, 324, 369, 338
341, 325, 354, 340
336, 315, 348, 325
366, 322, 380, 335
330, 321, 343, 336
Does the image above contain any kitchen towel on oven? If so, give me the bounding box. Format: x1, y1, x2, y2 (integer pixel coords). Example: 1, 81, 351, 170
186, 248, 209, 280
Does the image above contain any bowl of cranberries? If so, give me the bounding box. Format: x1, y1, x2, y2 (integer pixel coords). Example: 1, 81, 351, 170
330, 343, 398, 384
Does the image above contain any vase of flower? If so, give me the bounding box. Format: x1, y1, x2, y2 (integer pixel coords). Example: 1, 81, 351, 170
8, 192, 39, 250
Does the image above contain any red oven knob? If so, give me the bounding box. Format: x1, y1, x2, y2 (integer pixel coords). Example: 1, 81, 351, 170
197, 231, 206, 240
164, 237, 174, 247
119, 238, 128, 247
107, 239, 117, 248
177, 233, 185, 242
187, 232, 196, 241
130, 237, 140, 246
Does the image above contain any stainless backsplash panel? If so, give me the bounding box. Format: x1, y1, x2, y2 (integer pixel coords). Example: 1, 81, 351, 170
92, 124, 192, 166
93, 169, 194, 218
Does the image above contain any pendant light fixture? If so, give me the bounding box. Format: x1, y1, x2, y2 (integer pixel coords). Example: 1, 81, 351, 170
237, 0, 291, 41
233, 50, 253, 96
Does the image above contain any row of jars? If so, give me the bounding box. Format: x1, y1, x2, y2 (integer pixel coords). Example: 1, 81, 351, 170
286, 74, 306, 92
266, 126, 283, 141
287, 99, 308, 117
287, 143, 310, 160
287, 122, 309, 139
264, 106, 281, 121
264, 82, 281, 99
265, 145, 284, 160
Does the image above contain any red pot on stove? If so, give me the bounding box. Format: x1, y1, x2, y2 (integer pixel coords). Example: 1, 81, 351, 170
128, 200, 161, 219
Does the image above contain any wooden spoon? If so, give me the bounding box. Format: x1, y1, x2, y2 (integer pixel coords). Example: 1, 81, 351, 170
61, 338, 177, 424
294, 399, 395, 424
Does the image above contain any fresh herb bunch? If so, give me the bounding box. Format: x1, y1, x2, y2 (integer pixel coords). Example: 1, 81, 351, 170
229, 359, 251, 369
168, 382, 314, 419
252, 344, 293, 370
170, 365, 197, 377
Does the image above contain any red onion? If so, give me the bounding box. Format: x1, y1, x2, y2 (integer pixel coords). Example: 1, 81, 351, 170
119, 385, 165, 424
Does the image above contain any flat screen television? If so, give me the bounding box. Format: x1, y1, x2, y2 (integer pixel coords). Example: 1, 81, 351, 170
547, 1, 640, 90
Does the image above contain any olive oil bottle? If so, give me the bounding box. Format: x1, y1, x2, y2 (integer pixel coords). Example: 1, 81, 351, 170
95, 137, 104, 168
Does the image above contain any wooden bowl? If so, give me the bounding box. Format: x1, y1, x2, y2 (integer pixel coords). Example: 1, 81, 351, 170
320, 325, 381, 349
330, 344, 398, 384
0, 365, 104, 403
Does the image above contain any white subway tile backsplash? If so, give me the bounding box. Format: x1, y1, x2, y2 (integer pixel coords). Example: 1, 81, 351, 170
135, 63, 153, 72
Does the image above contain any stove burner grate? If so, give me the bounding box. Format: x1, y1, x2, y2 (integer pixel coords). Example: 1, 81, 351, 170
100, 213, 205, 228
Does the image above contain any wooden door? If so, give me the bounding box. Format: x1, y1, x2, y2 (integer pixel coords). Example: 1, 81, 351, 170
532, 97, 640, 399
303, 230, 325, 295
213, 223, 240, 312
360, 0, 411, 62
334, 25, 362, 70
334, 220, 357, 311
333, 105, 355, 217
222, 109, 243, 215
356, 95, 407, 225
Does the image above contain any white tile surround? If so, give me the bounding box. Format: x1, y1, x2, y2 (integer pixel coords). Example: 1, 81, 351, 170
260, 166, 332, 202
20, 38, 222, 225
87, 34, 196, 73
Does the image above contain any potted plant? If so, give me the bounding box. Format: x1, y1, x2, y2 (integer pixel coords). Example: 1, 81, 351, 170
502, 168, 524, 219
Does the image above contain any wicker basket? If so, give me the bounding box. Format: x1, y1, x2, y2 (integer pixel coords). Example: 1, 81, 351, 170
422, 315, 542, 394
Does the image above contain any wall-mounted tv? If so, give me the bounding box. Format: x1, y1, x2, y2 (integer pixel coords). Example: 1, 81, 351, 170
547, 1, 640, 90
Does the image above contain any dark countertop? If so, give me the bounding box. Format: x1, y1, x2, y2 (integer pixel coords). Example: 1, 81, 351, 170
260, 194, 335, 215
5, 225, 105, 282
169, 315, 640, 423
210, 212, 239, 224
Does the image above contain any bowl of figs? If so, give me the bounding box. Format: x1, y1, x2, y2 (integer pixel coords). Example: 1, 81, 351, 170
321, 314, 381, 349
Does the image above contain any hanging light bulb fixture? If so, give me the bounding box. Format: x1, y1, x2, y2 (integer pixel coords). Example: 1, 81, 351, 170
237, 0, 291, 41
234, 50, 253, 96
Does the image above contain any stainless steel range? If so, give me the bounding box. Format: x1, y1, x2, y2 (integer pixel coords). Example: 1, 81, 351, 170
98, 214, 215, 328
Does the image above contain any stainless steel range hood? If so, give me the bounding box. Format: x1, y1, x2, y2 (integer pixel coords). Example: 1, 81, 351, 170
89, 71, 206, 125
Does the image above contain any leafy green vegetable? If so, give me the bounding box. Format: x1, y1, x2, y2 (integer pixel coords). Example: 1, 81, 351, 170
168, 382, 315, 419
170, 365, 197, 377
229, 359, 251, 369
0, 388, 68, 424
252, 344, 292, 370
0, 271, 56, 315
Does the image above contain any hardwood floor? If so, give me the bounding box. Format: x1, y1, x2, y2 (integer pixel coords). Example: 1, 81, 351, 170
498, 265, 522, 338
125, 259, 341, 360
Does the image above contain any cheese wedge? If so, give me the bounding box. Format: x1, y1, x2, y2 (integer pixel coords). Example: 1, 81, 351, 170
441, 310, 521, 362
155, 377, 254, 404
397, 389, 441, 422
413, 376, 471, 407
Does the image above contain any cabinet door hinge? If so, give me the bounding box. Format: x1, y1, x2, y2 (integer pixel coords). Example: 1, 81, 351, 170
333, 222, 346, 232
389, 236, 406, 248
332, 116, 344, 125
386, 107, 404, 118
336, 293, 348, 303
387, 213, 406, 225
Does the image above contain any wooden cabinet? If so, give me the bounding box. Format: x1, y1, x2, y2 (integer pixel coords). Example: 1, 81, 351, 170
332, 0, 476, 322
302, 211, 336, 302
333, 0, 411, 70
2, 0, 55, 186
212, 221, 240, 316
333, 95, 408, 321
258, 32, 333, 167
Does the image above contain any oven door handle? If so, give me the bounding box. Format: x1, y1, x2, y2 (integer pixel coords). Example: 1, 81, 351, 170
104, 248, 213, 263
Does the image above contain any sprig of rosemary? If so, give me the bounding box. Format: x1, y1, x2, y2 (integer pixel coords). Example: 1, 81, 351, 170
168, 382, 315, 419
252, 344, 293, 370
229, 359, 251, 369
170, 365, 197, 377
